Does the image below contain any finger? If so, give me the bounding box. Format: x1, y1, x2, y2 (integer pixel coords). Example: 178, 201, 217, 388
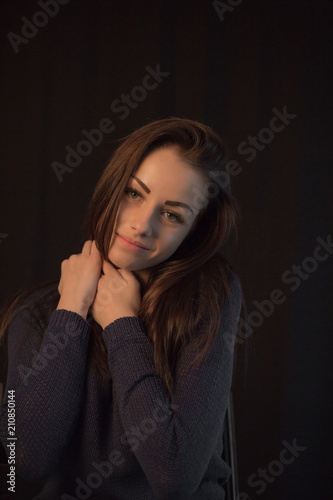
91, 240, 102, 261
81, 240, 93, 255
91, 240, 98, 252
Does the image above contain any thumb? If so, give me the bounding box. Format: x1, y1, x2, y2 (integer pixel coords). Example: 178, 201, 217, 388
91, 240, 102, 259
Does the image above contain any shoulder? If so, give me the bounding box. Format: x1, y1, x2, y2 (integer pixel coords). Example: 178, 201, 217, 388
205, 254, 243, 332
16, 280, 59, 309
227, 269, 242, 311
5, 281, 59, 331
206, 254, 242, 304
0, 282, 60, 364
197, 254, 242, 334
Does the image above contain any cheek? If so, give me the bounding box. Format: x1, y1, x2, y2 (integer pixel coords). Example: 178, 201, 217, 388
115, 200, 127, 223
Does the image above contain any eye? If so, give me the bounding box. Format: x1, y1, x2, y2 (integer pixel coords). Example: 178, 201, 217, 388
124, 187, 185, 224
163, 211, 185, 224
124, 187, 142, 200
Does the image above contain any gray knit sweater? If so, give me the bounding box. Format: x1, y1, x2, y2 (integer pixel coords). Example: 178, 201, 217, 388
0, 275, 241, 499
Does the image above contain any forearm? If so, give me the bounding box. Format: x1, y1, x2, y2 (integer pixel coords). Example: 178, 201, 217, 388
0, 309, 91, 479
103, 316, 234, 498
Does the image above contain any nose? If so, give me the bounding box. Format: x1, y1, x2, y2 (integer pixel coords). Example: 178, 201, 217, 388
130, 205, 156, 236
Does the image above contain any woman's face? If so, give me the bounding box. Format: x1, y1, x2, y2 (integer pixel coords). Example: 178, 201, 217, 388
107, 147, 208, 280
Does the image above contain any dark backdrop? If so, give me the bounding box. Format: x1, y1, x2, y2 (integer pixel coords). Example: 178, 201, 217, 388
1, 1, 332, 499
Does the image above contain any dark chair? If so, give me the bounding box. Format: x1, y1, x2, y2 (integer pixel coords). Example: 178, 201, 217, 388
222, 391, 240, 500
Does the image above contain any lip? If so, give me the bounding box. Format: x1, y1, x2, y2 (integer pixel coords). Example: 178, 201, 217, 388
117, 234, 151, 251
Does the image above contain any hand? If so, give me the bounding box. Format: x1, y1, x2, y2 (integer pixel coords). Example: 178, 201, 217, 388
57, 240, 102, 319
91, 260, 141, 329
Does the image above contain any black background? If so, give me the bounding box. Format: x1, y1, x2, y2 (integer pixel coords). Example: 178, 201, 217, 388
0, 1, 332, 499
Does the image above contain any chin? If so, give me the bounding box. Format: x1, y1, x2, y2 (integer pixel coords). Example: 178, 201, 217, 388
107, 253, 145, 271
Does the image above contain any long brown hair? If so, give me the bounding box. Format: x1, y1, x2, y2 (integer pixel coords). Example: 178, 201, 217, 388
87, 117, 239, 395
0, 118, 239, 398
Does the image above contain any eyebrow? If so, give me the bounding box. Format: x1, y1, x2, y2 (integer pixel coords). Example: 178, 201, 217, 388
131, 175, 194, 214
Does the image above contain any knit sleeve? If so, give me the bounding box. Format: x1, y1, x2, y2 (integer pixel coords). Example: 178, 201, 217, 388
103, 273, 242, 499
0, 290, 91, 480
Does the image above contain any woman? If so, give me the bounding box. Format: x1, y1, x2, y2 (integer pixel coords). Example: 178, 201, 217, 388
0, 117, 242, 499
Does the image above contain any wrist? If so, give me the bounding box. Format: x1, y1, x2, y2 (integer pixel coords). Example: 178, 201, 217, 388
57, 297, 89, 320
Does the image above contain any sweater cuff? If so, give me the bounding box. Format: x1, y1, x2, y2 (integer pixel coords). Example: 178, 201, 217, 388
103, 316, 153, 357
48, 309, 91, 338
103, 315, 147, 339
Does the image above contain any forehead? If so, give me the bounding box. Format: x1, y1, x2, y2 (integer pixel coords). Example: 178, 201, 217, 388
134, 148, 207, 212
